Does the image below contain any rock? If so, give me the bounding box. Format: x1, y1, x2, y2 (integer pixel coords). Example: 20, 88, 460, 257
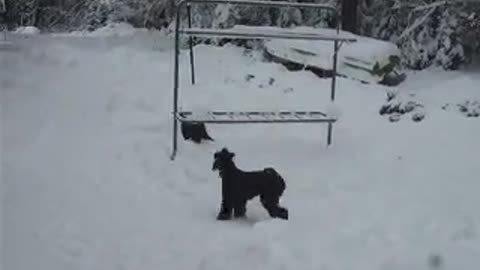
403, 101, 418, 113
268, 77, 275, 86
379, 104, 389, 115
380, 91, 425, 122
458, 104, 468, 113
245, 74, 255, 82
283, 87, 294, 93
389, 114, 401, 122
467, 111, 479, 117
412, 112, 425, 122
457, 100, 480, 118
386, 91, 397, 102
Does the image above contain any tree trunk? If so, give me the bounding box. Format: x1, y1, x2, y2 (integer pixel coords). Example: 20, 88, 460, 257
341, 0, 358, 33
1, 0, 6, 13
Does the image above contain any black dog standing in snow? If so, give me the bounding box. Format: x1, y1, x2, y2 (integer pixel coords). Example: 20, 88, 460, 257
212, 148, 288, 221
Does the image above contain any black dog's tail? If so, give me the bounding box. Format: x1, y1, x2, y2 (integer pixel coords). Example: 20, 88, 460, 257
263, 167, 286, 196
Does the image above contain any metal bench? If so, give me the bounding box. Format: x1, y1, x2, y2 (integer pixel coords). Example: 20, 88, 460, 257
170, 0, 357, 160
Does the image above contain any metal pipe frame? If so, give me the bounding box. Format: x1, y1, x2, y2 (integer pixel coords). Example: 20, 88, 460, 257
171, 0, 349, 160
182, 0, 338, 10
187, 4, 195, 85
178, 118, 337, 124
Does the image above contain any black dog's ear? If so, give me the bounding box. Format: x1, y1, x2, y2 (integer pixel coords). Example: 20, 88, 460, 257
229, 152, 235, 159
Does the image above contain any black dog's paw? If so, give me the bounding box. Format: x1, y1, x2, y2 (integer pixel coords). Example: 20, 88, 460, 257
216, 211, 232, 221
277, 208, 288, 220
234, 212, 247, 219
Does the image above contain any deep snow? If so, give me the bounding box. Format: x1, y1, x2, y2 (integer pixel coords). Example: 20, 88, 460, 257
1, 25, 480, 270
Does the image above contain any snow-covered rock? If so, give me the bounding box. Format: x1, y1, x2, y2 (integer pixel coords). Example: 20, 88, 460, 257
13, 26, 40, 35
379, 91, 425, 122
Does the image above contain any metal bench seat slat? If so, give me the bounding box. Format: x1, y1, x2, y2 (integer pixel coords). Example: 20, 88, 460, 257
176, 110, 336, 123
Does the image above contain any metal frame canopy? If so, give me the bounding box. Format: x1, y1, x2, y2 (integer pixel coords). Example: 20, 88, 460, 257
170, 0, 357, 160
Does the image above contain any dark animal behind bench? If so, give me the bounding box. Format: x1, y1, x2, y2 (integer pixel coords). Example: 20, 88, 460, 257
181, 122, 214, 143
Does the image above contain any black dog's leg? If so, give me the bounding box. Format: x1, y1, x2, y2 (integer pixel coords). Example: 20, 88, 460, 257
233, 200, 247, 218
275, 206, 289, 220
217, 199, 233, 220
217, 182, 233, 220
260, 195, 288, 220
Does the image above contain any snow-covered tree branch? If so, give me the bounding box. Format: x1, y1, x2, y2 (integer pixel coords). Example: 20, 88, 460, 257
359, 0, 480, 70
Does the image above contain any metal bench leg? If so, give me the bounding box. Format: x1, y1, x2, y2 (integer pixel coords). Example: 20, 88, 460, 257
187, 4, 196, 85
171, 118, 178, 160
327, 122, 333, 146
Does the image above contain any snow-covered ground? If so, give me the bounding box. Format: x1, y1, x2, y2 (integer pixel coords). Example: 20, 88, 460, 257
1, 25, 480, 270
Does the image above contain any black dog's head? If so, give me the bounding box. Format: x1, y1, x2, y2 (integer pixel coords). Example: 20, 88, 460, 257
212, 148, 235, 171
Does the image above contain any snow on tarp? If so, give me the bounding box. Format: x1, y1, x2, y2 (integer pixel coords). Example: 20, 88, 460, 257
262, 27, 404, 84
182, 25, 357, 41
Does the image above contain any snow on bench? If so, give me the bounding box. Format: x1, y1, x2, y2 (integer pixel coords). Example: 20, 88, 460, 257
176, 110, 337, 124
180, 25, 358, 42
